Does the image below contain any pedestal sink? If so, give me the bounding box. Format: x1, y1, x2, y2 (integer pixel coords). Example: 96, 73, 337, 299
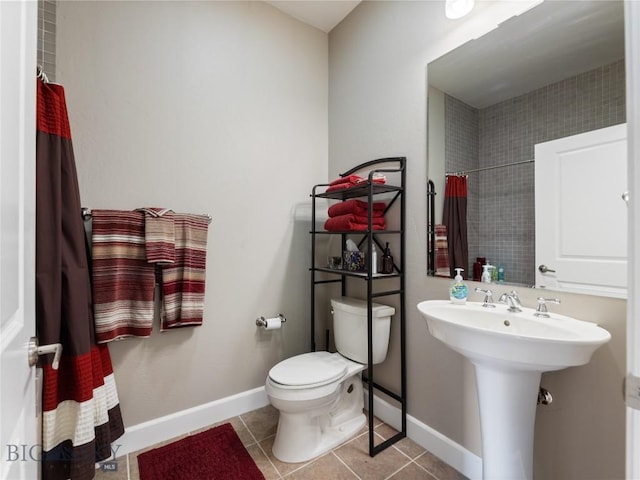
417, 300, 611, 480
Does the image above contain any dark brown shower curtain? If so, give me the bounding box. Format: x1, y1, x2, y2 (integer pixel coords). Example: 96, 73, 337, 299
36, 79, 124, 480
443, 175, 469, 278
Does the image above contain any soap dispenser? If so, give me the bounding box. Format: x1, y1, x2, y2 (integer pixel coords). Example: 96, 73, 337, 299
450, 268, 468, 305
481, 264, 492, 283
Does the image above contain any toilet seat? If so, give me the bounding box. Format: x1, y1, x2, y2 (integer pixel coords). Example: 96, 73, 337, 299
268, 351, 349, 389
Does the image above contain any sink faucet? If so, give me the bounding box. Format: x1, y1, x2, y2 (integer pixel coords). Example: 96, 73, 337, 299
499, 290, 522, 312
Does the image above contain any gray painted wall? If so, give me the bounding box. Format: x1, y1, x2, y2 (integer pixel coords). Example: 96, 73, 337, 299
57, 0, 328, 426
329, 2, 626, 478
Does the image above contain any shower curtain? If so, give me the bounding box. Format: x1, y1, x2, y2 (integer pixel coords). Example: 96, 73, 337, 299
35, 79, 124, 480
443, 175, 469, 278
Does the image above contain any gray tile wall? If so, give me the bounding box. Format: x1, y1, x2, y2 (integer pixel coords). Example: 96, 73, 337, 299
445, 59, 626, 285
37, 0, 56, 82
444, 96, 479, 278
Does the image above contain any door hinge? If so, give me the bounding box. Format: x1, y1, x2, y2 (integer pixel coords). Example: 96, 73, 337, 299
626, 374, 640, 411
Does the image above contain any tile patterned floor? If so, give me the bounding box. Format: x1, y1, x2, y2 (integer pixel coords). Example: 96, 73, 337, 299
94, 405, 467, 480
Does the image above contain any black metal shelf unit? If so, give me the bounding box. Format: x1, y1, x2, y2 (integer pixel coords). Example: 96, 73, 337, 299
310, 157, 406, 458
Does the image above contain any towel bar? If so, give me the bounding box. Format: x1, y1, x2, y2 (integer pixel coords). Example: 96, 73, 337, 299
81, 207, 212, 224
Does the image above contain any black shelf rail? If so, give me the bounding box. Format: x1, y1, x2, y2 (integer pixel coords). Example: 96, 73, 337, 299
310, 157, 406, 458
427, 179, 436, 276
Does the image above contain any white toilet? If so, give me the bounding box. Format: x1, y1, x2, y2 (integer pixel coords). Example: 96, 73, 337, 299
265, 296, 395, 463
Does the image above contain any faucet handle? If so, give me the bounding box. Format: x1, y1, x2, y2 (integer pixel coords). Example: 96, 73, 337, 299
534, 297, 561, 318
474, 287, 495, 307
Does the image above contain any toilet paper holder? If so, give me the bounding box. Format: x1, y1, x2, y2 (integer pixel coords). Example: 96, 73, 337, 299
256, 313, 287, 328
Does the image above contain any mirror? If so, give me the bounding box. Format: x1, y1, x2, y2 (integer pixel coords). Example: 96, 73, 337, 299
426, 0, 625, 289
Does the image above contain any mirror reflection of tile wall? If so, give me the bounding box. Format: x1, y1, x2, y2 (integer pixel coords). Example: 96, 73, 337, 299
445, 59, 626, 285
37, 0, 56, 82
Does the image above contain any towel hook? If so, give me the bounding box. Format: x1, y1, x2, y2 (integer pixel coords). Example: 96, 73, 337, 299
37, 65, 49, 83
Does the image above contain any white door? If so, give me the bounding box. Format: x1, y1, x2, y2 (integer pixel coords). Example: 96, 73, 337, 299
0, 1, 39, 479
625, 2, 640, 478
535, 124, 628, 298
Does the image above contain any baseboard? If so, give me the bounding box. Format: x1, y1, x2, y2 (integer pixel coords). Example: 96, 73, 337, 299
112, 385, 482, 479
112, 386, 270, 457
364, 389, 482, 480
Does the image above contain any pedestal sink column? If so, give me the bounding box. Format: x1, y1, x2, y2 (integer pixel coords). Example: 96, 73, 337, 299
417, 300, 611, 479
474, 363, 541, 480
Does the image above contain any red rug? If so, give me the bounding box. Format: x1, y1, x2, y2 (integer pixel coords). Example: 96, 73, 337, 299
137, 423, 266, 480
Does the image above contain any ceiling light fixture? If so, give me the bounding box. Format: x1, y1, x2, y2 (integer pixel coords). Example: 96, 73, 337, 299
445, 0, 475, 19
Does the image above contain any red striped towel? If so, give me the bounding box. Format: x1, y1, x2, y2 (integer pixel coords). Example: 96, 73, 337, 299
161, 214, 209, 331
137, 207, 175, 264
327, 199, 386, 218
91, 210, 156, 343
434, 224, 451, 277
324, 214, 387, 232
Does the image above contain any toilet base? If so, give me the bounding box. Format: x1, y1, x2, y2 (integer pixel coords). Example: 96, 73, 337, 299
272, 412, 366, 464
271, 376, 365, 463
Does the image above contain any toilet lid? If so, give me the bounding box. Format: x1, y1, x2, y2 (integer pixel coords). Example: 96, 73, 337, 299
268, 352, 348, 388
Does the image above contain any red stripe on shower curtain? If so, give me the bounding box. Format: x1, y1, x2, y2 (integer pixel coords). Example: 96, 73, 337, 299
443, 175, 469, 278
36, 79, 124, 480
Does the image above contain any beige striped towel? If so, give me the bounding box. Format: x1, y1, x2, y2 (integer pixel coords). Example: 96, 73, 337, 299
160, 214, 209, 331
137, 207, 175, 265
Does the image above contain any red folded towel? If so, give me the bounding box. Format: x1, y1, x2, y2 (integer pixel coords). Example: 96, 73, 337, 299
352, 215, 386, 226
324, 214, 387, 232
328, 199, 386, 218
329, 175, 367, 186
326, 174, 386, 192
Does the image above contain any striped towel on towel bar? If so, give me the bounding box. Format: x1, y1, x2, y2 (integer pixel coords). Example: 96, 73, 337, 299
91, 210, 156, 343
160, 214, 210, 331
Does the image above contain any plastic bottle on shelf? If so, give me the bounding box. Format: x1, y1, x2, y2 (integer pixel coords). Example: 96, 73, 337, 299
481, 264, 492, 283
472, 257, 485, 281
382, 242, 394, 274
371, 245, 378, 274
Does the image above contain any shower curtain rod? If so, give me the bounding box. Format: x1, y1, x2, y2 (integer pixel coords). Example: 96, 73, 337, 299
81, 207, 212, 224
446, 159, 534, 176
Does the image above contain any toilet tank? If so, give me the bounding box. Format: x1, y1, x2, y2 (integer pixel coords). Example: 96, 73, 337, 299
331, 297, 395, 365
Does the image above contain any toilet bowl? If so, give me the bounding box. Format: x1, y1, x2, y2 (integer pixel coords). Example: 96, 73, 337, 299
265, 297, 395, 463
266, 351, 366, 463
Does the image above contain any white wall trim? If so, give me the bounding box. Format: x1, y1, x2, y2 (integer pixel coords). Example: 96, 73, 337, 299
364, 389, 482, 480
112, 387, 270, 457
110, 385, 481, 479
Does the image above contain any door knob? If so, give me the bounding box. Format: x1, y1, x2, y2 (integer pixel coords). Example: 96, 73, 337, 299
28, 337, 63, 370
538, 264, 556, 274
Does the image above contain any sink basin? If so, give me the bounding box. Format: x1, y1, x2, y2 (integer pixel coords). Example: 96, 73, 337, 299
417, 300, 611, 480
417, 300, 611, 371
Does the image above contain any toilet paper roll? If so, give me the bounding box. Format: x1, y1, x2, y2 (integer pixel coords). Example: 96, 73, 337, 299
264, 317, 282, 330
